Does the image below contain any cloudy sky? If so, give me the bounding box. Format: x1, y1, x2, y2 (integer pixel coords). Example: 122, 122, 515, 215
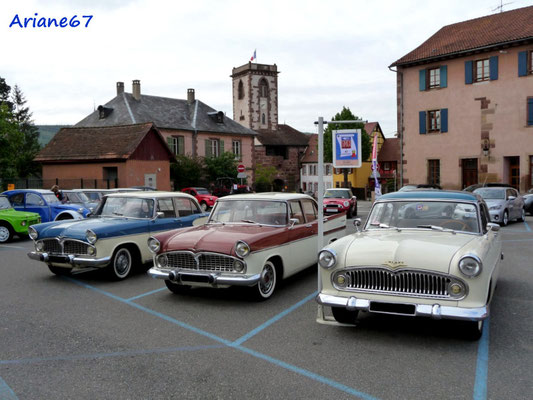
1, 0, 532, 138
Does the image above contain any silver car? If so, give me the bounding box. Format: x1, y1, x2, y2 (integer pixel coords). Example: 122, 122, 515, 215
474, 187, 525, 226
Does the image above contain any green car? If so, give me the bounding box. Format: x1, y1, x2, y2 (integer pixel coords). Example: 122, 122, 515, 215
0, 195, 41, 243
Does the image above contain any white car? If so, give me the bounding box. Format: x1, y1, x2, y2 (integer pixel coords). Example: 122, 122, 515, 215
316, 190, 502, 340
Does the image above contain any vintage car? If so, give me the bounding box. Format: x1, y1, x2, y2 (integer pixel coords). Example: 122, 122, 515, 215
2, 189, 91, 222
0, 195, 41, 243
148, 193, 347, 300
181, 187, 218, 211
27, 192, 209, 280
316, 190, 502, 340
323, 188, 357, 218
63, 189, 99, 211
474, 186, 525, 226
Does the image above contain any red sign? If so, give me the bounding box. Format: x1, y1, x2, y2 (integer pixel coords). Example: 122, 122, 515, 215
237, 164, 245, 173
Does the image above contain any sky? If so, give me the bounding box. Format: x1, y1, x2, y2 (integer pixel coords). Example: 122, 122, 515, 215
1, 0, 532, 138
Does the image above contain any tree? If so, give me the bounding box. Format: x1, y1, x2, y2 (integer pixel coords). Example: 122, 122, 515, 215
254, 163, 278, 192
203, 152, 238, 183
170, 155, 205, 189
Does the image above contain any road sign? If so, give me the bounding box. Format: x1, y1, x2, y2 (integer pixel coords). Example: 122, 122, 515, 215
237, 164, 245, 173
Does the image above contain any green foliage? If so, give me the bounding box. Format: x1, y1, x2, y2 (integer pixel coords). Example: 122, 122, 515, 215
171, 155, 205, 189
203, 152, 238, 183
254, 163, 278, 192
323, 106, 371, 163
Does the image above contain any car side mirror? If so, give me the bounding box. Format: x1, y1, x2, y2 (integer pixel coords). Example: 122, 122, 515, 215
289, 218, 298, 229
86, 212, 93, 218
508, 196, 516, 201
487, 222, 500, 232
154, 211, 165, 220
353, 218, 362, 232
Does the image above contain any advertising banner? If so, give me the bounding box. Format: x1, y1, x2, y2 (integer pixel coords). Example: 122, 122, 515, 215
332, 129, 362, 168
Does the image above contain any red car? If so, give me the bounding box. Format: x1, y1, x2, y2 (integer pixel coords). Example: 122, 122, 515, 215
323, 188, 357, 218
181, 187, 218, 211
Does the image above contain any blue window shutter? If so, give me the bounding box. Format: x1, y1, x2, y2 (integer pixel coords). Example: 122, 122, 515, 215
490, 56, 498, 80
440, 65, 447, 88
419, 69, 426, 91
465, 61, 473, 84
419, 111, 426, 134
527, 97, 533, 126
440, 108, 448, 132
518, 51, 528, 77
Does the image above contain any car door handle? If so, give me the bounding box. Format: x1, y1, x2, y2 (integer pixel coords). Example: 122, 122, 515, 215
306, 224, 312, 228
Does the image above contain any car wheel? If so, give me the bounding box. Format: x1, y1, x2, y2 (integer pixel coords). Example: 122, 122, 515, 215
0, 223, 14, 243
251, 260, 277, 300
200, 202, 208, 212
108, 247, 133, 280
331, 307, 359, 325
501, 210, 509, 226
165, 280, 191, 294
518, 208, 526, 222
346, 207, 352, 219
463, 320, 484, 341
48, 265, 71, 276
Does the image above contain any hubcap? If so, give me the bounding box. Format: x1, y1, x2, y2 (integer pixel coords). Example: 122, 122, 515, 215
115, 250, 131, 276
0, 227, 9, 242
259, 264, 275, 295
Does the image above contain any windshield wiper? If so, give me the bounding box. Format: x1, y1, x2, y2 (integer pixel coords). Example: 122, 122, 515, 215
417, 225, 456, 234
370, 222, 391, 229
112, 212, 123, 216
241, 219, 258, 224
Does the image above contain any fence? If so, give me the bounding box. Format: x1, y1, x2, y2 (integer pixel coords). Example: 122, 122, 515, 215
1, 178, 120, 191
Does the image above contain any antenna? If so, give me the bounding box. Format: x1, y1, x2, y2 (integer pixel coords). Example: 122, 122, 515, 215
492, 0, 513, 12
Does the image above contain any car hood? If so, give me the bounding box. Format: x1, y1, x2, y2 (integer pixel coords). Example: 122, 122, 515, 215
33, 217, 149, 241
158, 223, 284, 255
483, 199, 505, 208
0, 208, 40, 220
343, 230, 477, 274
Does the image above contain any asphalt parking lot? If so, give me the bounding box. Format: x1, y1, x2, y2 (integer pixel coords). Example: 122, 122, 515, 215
0, 201, 532, 400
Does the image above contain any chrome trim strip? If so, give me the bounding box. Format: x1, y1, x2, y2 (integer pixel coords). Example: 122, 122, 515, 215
157, 250, 246, 273
27, 251, 110, 267
148, 267, 261, 286
316, 293, 488, 321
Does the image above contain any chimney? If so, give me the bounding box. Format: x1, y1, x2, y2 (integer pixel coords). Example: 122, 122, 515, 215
187, 88, 195, 104
132, 80, 141, 100
116, 82, 124, 95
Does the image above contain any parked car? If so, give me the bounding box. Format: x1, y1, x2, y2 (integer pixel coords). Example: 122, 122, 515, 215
473, 186, 525, 226
181, 187, 218, 211
522, 188, 533, 215
27, 192, 209, 280
0, 195, 41, 243
323, 188, 357, 218
212, 177, 250, 197
2, 189, 91, 222
148, 193, 347, 300
463, 182, 514, 192
398, 184, 442, 191
80, 189, 113, 203
63, 189, 99, 211
316, 190, 502, 340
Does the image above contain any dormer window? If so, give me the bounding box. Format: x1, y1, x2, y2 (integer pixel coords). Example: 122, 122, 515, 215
97, 106, 113, 119
208, 111, 225, 124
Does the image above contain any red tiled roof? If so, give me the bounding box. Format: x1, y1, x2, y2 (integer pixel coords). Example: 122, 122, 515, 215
391, 6, 533, 67
301, 134, 319, 163
378, 138, 400, 162
35, 123, 170, 162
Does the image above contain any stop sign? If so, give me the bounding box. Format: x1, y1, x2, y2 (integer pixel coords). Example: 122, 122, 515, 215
237, 164, 245, 173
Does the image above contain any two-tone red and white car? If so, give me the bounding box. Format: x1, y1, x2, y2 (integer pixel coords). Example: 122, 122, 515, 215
148, 193, 347, 300
181, 187, 218, 212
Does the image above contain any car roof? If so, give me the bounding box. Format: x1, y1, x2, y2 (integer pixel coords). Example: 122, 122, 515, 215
3, 189, 54, 194
380, 190, 480, 202
325, 188, 351, 191
105, 191, 195, 200
217, 192, 314, 201
474, 186, 511, 191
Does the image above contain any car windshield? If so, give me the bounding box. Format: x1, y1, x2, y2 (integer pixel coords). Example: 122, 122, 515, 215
66, 192, 90, 202
324, 190, 350, 199
209, 200, 288, 225
97, 197, 155, 219
0, 197, 12, 210
365, 201, 479, 233
84, 192, 101, 201
474, 188, 505, 200
43, 194, 60, 204
195, 188, 210, 195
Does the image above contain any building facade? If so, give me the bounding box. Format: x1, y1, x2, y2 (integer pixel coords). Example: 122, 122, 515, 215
300, 134, 334, 196
390, 6, 533, 191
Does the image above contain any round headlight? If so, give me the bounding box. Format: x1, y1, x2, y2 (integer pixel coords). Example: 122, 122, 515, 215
335, 273, 349, 288
448, 281, 467, 298
35, 241, 44, 252
233, 259, 245, 272
343, 201, 350, 207
148, 237, 160, 254
86, 229, 97, 244
459, 256, 482, 277
87, 246, 96, 256
235, 241, 250, 258
157, 254, 168, 268
318, 249, 337, 269
28, 226, 38, 240
21, 220, 27, 226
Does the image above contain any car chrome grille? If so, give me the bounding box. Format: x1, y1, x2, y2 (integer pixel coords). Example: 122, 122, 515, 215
336, 268, 453, 298
40, 239, 91, 255
42, 239, 61, 254
163, 251, 236, 272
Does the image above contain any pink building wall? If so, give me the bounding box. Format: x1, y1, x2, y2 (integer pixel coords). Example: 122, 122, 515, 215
401, 44, 533, 191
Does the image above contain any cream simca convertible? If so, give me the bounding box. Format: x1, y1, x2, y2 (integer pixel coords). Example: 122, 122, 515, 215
316, 190, 502, 340
148, 193, 347, 300
27, 192, 208, 280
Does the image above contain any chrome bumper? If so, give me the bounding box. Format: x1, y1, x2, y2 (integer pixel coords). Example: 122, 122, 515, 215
148, 267, 261, 287
316, 293, 488, 321
27, 252, 111, 268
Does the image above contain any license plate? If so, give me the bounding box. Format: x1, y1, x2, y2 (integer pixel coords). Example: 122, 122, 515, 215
326, 208, 338, 213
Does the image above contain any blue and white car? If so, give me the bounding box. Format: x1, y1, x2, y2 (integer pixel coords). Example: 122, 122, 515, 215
27, 192, 209, 280
2, 189, 90, 222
